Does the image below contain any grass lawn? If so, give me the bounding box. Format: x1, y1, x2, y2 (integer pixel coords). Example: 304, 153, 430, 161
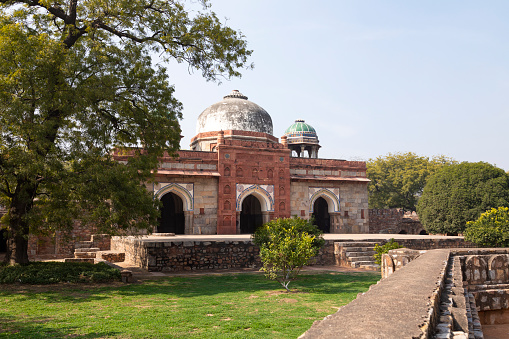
0, 271, 379, 338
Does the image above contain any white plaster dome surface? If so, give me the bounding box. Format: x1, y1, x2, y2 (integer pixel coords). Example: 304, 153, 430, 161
196, 90, 273, 135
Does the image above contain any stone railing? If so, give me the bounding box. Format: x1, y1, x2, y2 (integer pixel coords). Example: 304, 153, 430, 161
303, 248, 509, 338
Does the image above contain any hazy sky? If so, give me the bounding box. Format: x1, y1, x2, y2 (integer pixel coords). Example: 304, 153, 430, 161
165, 1, 509, 171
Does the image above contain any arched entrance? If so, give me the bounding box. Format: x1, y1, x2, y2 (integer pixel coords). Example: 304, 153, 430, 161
158, 192, 185, 234
240, 195, 263, 234
313, 197, 330, 233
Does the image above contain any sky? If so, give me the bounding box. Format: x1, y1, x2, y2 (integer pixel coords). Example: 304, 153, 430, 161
164, 1, 509, 171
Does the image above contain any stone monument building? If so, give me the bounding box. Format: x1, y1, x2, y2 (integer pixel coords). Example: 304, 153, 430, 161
115, 90, 370, 236
6, 90, 369, 257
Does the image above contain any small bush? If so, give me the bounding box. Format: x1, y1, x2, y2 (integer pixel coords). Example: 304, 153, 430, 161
373, 239, 403, 265
0, 261, 121, 284
252, 217, 325, 291
464, 207, 509, 247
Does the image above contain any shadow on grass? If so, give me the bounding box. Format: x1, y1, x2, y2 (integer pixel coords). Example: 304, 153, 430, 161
0, 316, 120, 338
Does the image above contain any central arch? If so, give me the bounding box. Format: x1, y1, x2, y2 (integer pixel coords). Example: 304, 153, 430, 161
158, 192, 185, 234
313, 197, 330, 233
240, 195, 263, 234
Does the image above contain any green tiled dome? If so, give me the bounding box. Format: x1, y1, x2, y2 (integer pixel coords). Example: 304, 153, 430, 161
284, 120, 316, 135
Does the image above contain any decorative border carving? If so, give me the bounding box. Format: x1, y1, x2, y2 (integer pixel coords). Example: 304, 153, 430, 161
236, 184, 275, 212
154, 183, 194, 211
308, 187, 340, 213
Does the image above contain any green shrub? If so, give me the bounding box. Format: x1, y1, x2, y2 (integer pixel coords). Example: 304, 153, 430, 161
0, 261, 121, 284
373, 239, 403, 265
464, 207, 509, 247
252, 217, 325, 291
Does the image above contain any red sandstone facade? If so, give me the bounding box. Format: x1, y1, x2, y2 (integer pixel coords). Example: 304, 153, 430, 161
112, 128, 370, 236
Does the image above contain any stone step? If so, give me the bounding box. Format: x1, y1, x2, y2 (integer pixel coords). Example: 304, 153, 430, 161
75, 252, 97, 259
100, 251, 125, 263
345, 251, 376, 257
336, 242, 381, 247
75, 247, 100, 253
348, 256, 375, 262
342, 246, 377, 252
359, 264, 380, 271
350, 260, 375, 267
75, 241, 94, 249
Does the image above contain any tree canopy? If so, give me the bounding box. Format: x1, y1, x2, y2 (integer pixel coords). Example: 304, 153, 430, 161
0, 0, 252, 264
417, 162, 509, 235
367, 152, 456, 211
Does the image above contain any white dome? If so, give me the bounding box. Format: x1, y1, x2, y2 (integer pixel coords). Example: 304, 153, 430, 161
196, 90, 273, 135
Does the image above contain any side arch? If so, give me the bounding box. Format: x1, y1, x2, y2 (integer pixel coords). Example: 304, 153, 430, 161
154, 183, 194, 211
309, 188, 340, 213
236, 184, 274, 212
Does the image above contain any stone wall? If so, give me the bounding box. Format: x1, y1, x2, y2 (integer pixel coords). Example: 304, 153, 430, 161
27, 221, 99, 257
290, 181, 369, 233
112, 237, 336, 272
395, 237, 476, 250
369, 208, 425, 234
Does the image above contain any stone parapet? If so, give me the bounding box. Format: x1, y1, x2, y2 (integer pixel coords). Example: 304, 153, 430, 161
302, 249, 452, 338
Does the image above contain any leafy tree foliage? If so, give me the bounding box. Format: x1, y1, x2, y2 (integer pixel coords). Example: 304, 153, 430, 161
367, 152, 456, 211
0, 0, 252, 264
464, 207, 509, 247
417, 162, 509, 235
252, 217, 325, 292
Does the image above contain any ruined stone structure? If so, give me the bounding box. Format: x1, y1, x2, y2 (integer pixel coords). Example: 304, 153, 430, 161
304, 247, 509, 338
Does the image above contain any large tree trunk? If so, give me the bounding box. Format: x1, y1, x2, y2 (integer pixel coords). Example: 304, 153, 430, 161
4, 229, 29, 265
3, 180, 37, 265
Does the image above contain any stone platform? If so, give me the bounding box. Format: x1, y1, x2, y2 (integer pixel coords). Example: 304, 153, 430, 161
111, 234, 473, 272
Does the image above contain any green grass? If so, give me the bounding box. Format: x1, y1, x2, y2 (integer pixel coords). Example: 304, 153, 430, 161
0, 272, 379, 338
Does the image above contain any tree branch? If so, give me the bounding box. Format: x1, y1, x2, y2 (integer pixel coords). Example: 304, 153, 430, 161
1, 179, 14, 198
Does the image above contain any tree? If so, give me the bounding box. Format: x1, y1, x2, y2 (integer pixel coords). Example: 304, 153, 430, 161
367, 152, 456, 211
0, 0, 252, 264
417, 162, 509, 235
252, 217, 325, 292
464, 207, 509, 247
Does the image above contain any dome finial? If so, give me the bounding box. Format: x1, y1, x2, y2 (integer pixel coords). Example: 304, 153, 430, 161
224, 90, 248, 100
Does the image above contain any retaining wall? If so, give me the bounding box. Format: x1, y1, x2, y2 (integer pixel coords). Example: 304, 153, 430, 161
113, 237, 336, 272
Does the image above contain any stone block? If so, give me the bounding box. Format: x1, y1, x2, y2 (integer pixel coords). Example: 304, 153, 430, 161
121, 270, 133, 283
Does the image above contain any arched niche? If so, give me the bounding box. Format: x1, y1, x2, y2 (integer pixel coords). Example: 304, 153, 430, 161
309, 188, 340, 213
236, 184, 274, 212
154, 183, 194, 211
